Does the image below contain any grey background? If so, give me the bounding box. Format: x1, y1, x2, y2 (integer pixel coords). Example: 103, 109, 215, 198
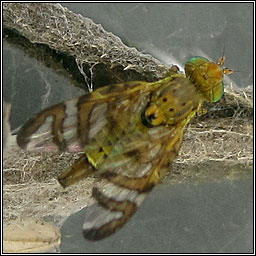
60, 179, 253, 253
2, 3, 254, 253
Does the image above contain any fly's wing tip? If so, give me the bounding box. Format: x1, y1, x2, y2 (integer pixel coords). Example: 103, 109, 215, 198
81, 201, 130, 241
82, 227, 109, 241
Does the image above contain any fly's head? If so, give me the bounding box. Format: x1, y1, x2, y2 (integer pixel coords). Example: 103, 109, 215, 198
185, 56, 232, 102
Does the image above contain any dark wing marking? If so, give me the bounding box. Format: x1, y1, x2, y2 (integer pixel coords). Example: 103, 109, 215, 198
16, 98, 83, 153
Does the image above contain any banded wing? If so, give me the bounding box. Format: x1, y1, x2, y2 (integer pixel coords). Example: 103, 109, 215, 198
16, 73, 186, 240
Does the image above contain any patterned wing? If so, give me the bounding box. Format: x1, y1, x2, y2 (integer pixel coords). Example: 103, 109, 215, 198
79, 124, 185, 240
17, 82, 146, 153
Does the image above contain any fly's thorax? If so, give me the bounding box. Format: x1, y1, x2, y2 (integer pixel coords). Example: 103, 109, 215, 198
142, 76, 202, 126
185, 57, 224, 103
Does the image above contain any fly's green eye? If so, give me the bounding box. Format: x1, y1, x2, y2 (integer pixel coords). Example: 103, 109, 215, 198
187, 56, 209, 65
213, 82, 224, 102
